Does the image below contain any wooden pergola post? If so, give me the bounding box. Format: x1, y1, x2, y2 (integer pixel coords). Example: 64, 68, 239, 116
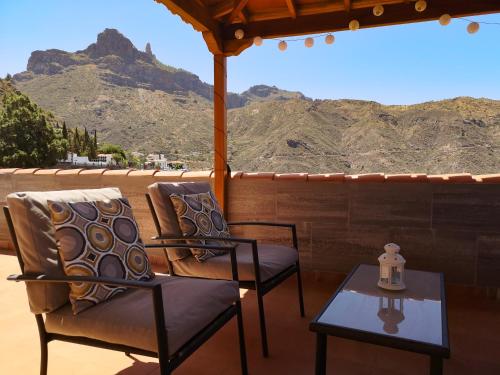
213, 54, 228, 212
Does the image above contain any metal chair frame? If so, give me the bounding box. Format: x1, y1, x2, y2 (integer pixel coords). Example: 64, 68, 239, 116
145, 193, 305, 357
3, 206, 248, 375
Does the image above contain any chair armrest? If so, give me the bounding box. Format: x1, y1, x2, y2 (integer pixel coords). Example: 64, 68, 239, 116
144, 243, 240, 282
227, 222, 298, 249
150, 235, 256, 245
9, 272, 170, 355
7, 273, 162, 290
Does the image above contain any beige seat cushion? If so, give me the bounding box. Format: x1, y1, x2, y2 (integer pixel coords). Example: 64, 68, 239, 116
173, 243, 298, 282
147, 182, 212, 261
45, 275, 239, 355
6, 188, 123, 314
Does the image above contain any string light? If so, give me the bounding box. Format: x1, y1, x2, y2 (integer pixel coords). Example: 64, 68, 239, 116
467, 22, 480, 34
349, 19, 360, 31
234, 29, 245, 40
415, 0, 427, 12
325, 34, 335, 44
251, 10, 500, 51
253, 36, 263, 46
373, 5, 384, 17
304, 37, 314, 48
439, 14, 451, 26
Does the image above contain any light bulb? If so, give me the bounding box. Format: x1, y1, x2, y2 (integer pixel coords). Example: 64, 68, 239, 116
278, 40, 288, 51
439, 14, 451, 26
253, 36, 263, 46
415, 0, 427, 12
373, 5, 384, 17
467, 22, 480, 34
325, 34, 335, 45
304, 37, 314, 48
234, 29, 244, 40
349, 19, 360, 31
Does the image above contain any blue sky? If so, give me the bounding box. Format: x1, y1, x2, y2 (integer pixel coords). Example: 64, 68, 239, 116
1, 0, 499, 104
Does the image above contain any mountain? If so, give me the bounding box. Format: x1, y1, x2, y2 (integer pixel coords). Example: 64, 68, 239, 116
12, 29, 500, 173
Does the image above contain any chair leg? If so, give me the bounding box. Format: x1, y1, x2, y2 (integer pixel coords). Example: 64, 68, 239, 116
158, 352, 171, 375
40, 338, 48, 375
35, 315, 48, 375
256, 286, 269, 357
236, 301, 248, 375
296, 262, 305, 317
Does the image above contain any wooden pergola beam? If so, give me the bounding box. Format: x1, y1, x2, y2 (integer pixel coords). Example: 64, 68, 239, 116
224, 0, 500, 40
213, 54, 228, 212
155, 0, 224, 53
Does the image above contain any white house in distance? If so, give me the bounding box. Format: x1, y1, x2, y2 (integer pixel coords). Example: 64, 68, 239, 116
62, 152, 116, 167
145, 153, 187, 171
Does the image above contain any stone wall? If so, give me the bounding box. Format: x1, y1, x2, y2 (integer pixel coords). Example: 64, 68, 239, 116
1, 168, 500, 287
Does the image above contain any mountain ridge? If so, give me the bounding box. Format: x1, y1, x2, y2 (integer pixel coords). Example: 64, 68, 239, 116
14, 28, 306, 109
10, 28, 500, 174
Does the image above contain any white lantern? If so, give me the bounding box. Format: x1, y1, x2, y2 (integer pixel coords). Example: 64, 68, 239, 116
234, 29, 245, 40
378, 243, 406, 290
253, 36, 263, 46
304, 37, 314, 48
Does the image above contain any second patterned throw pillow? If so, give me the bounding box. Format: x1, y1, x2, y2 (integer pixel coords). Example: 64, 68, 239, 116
48, 198, 154, 314
169, 191, 232, 262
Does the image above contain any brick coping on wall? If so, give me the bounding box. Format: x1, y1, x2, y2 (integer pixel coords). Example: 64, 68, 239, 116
1, 168, 500, 183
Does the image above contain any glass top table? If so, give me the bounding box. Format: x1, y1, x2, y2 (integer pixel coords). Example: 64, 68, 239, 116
310, 264, 450, 375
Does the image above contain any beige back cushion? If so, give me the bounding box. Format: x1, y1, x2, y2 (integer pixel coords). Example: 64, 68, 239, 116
147, 182, 211, 261
6, 188, 123, 314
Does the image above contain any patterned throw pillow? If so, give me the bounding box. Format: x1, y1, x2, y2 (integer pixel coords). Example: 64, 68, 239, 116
169, 191, 232, 262
47, 198, 154, 314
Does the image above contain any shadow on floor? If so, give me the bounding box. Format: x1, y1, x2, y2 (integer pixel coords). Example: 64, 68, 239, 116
115, 354, 158, 375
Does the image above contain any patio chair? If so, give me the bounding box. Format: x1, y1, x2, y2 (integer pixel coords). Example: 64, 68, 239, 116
4, 188, 247, 375
146, 182, 305, 357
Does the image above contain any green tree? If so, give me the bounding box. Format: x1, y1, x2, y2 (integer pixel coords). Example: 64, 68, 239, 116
93, 129, 97, 148
0, 91, 68, 167
73, 127, 81, 154
62, 121, 68, 140
87, 138, 97, 160
83, 127, 90, 152
98, 143, 127, 167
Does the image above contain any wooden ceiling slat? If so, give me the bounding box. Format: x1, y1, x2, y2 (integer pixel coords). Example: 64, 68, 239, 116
344, 0, 351, 12
247, 0, 409, 22
227, 0, 250, 23
224, 0, 500, 41
211, 0, 234, 18
285, 0, 297, 18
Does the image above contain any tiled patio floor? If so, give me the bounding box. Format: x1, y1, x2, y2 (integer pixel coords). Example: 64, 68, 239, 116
1, 252, 499, 375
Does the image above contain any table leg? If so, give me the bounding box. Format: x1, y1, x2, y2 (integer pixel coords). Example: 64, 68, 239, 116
430, 355, 442, 375
315, 333, 327, 375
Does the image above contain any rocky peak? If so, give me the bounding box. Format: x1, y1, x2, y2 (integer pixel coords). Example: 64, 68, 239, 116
242, 85, 308, 101
145, 42, 154, 57
82, 28, 151, 63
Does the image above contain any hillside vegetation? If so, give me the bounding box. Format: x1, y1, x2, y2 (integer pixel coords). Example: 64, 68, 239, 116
12, 29, 500, 173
